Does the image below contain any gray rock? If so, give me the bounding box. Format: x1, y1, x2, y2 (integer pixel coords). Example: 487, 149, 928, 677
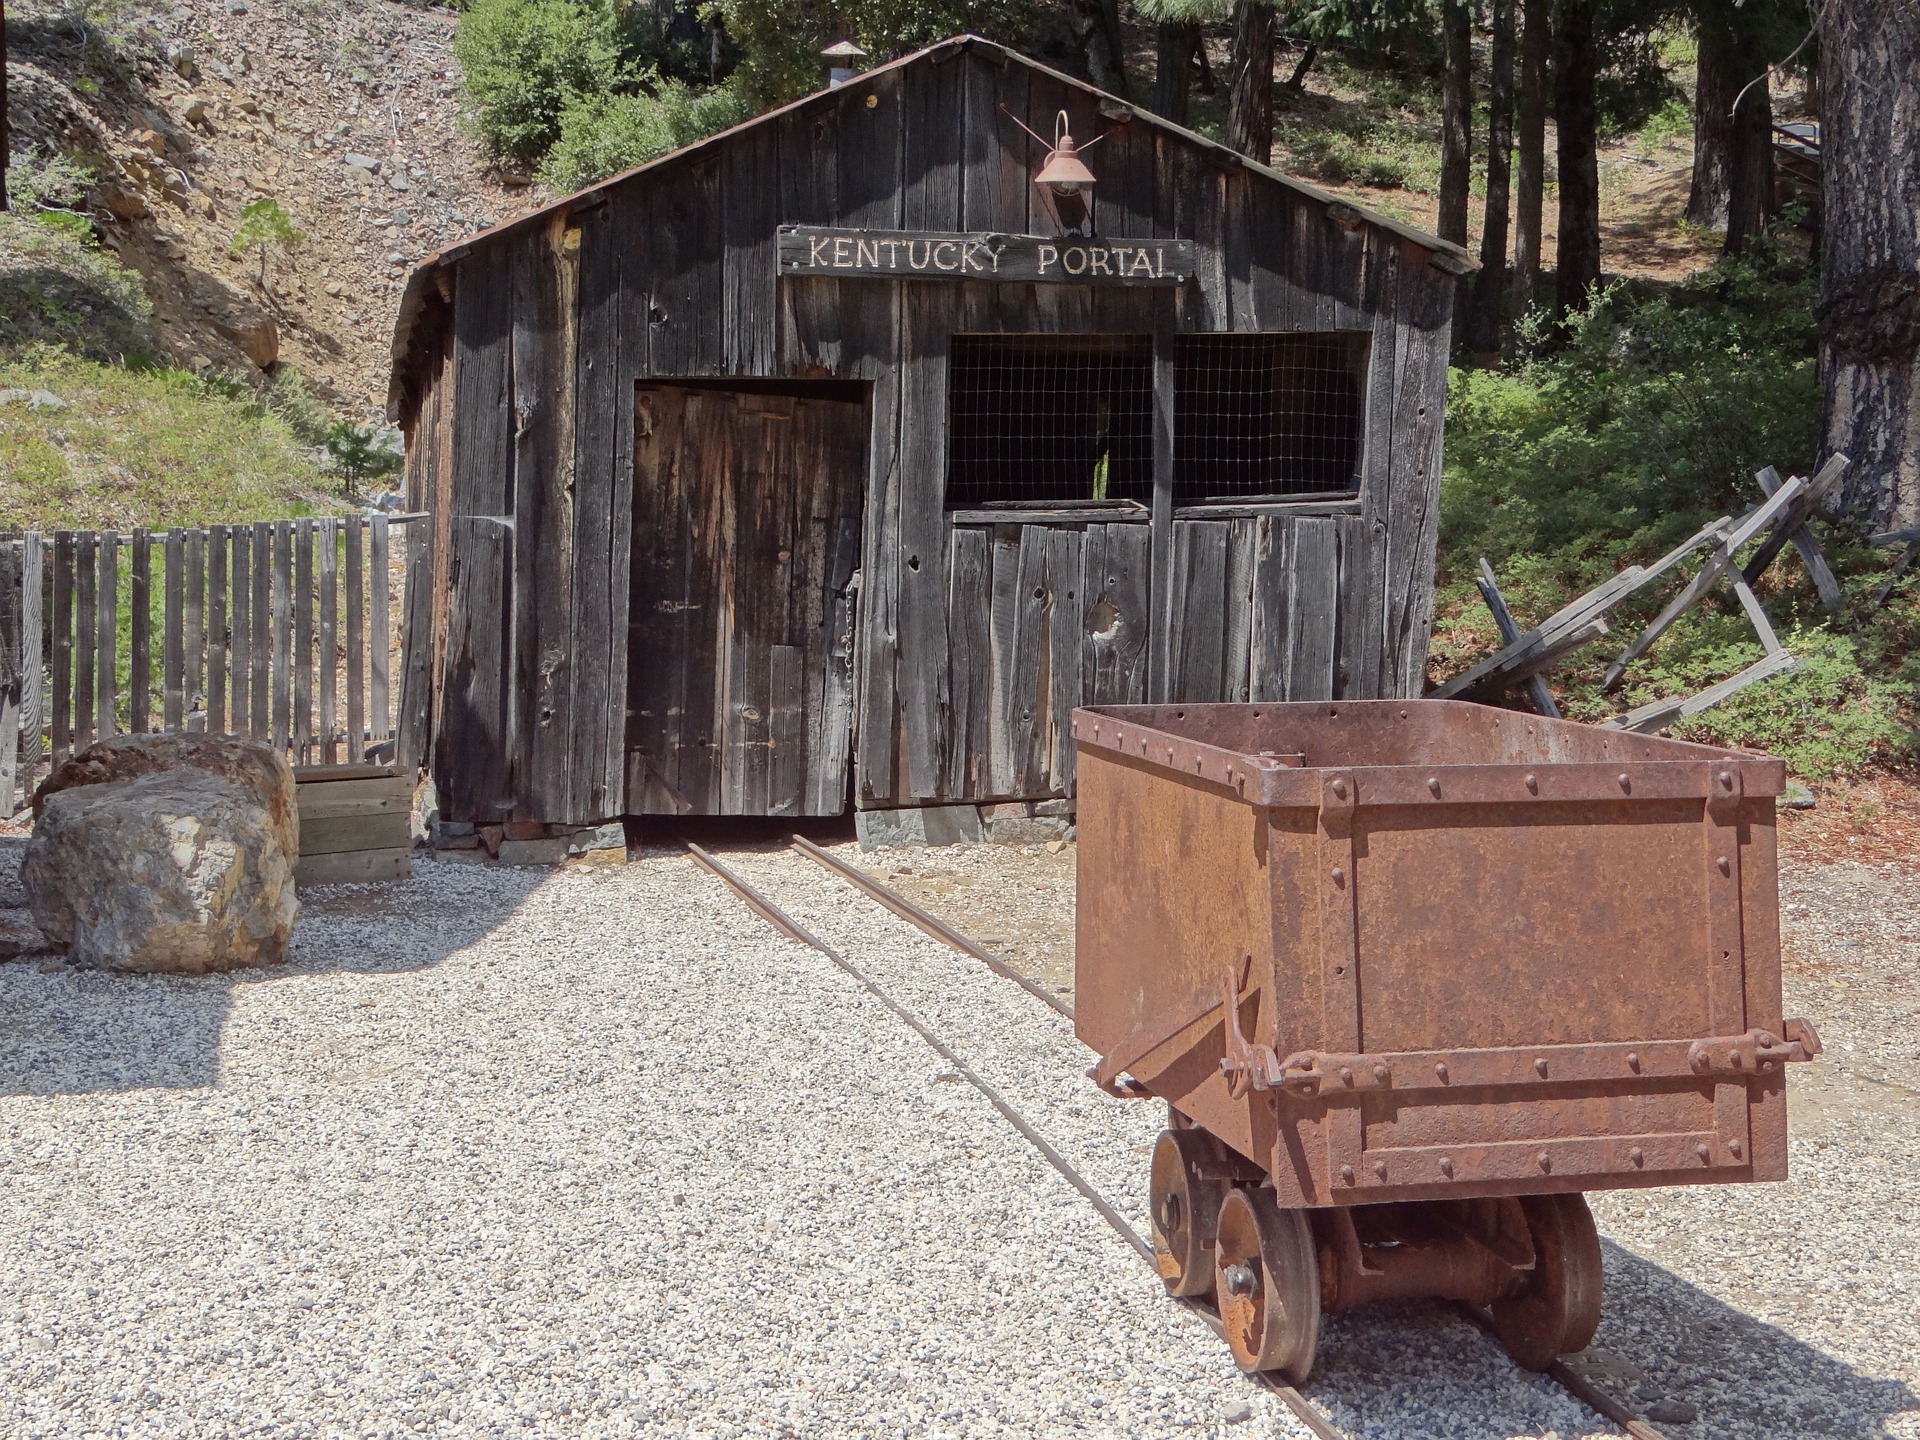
343, 152, 380, 173
24, 769, 298, 973
0, 911, 53, 960
985, 816, 1069, 847
387, 174, 410, 191
568, 822, 625, 854
497, 837, 572, 867
0, 389, 68, 411
1782, 780, 1817, 809
1645, 1398, 1699, 1424
1223, 1400, 1254, 1424
1033, 798, 1075, 818
389, 210, 412, 226
855, 804, 983, 850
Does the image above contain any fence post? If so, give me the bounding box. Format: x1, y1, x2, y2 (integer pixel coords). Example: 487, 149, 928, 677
371, 514, 390, 756
74, 531, 96, 752
131, 529, 151, 734
250, 522, 270, 741
271, 520, 291, 753
20, 534, 42, 799
346, 515, 364, 761
293, 520, 313, 762
184, 528, 205, 730
163, 528, 185, 732
96, 532, 117, 740
0, 541, 22, 813
209, 525, 229, 736
51, 532, 72, 768
318, 518, 338, 764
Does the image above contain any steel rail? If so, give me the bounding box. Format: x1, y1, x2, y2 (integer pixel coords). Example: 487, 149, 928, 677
788, 834, 1075, 1018
688, 841, 1350, 1440
795, 846, 1678, 1440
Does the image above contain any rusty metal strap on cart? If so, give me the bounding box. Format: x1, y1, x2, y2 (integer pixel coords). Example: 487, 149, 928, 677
1217, 1021, 1822, 1098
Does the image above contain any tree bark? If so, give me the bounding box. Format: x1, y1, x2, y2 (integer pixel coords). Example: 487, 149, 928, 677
1467, 0, 1516, 352
1438, 0, 1474, 246
1511, 0, 1549, 324
1227, 0, 1275, 164
1553, 0, 1603, 314
1723, 46, 1775, 251
1818, 0, 1920, 522
1068, 0, 1131, 100
1154, 21, 1202, 124
1687, 19, 1734, 228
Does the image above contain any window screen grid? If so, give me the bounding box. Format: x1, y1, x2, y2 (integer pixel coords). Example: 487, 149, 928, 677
945, 334, 1154, 507
1174, 333, 1366, 501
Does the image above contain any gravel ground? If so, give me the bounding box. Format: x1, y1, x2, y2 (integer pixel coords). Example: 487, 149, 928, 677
3, 839, 1914, 1439
3, 851, 1293, 1439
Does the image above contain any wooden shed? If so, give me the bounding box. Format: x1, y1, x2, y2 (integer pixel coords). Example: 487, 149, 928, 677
386, 35, 1473, 829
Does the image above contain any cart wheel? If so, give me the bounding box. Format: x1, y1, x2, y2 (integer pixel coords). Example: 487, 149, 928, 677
1149, 1129, 1231, 1297
1490, 1192, 1604, 1371
1213, 1186, 1321, 1380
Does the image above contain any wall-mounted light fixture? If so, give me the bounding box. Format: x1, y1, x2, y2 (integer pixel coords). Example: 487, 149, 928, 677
822, 40, 867, 89
1033, 110, 1096, 197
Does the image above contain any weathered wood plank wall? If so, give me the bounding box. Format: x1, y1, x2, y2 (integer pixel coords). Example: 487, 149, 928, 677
407, 38, 1456, 823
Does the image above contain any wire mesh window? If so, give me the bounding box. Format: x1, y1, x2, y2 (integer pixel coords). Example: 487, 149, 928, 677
946, 334, 1154, 507
1174, 333, 1369, 501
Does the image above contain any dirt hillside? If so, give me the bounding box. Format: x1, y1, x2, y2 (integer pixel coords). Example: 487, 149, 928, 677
6, 0, 547, 417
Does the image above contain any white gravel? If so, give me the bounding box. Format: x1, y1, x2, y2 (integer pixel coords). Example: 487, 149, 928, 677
2, 853, 1287, 1438
4, 843, 1914, 1440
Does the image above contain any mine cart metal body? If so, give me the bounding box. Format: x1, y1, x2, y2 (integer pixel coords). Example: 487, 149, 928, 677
1074, 699, 1818, 1378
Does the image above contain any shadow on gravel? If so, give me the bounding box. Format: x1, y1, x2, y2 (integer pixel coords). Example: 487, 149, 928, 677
0, 852, 548, 1099
1589, 1238, 1917, 1439
1310, 1241, 1914, 1439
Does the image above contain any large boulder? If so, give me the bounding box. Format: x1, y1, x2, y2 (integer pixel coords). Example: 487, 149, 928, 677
23, 736, 299, 973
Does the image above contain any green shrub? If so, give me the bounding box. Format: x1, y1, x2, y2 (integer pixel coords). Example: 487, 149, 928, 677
0, 210, 156, 364
453, 0, 631, 167
1438, 233, 1918, 777
538, 75, 754, 190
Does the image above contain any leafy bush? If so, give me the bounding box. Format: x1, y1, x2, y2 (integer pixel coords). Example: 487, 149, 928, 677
1437, 235, 1918, 777
453, 0, 631, 167
323, 423, 404, 498
539, 75, 755, 190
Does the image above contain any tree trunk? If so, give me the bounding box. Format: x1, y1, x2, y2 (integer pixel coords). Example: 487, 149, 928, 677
1511, 0, 1548, 324
1467, 0, 1516, 352
1283, 43, 1318, 93
1723, 46, 1775, 251
1553, 0, 1602, 314
1438, 0, 1474, 246
1818, 0, 1920, 523
1068, 0, 1131, 99
1687, 19, 1734, 228
1154, 21, 1202, 124
1227, 0, 1275, 164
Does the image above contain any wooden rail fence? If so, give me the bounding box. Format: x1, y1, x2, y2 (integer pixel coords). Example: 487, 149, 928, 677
0, 514, 416, 814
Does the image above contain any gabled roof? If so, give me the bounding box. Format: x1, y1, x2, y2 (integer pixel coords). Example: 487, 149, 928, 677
388, 34, 1474, 421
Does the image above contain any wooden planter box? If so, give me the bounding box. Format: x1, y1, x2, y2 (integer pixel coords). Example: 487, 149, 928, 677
294, 763, 413, 887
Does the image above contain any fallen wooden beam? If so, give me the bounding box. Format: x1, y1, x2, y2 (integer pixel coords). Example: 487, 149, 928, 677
1749, 464, 1845, 611
1600, 649, 1798, 733
1475, 560, 1560, 718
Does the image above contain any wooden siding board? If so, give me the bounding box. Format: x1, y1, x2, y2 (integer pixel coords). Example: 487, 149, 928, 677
1167, 520, 1229, 700
1081, 522, 1151, 707
440, 245, 515, 821
1248, 515, 1293, 702
510, 216, 579, 819
945, 525, 991, 798
648, 156, 723, 377
1042, 525, 1083, 793
1352, 229, 1401, 698
723, 124, 780, 376
895, 284, 956, 800
1006, 527, 1050, 794
1221, 517, 1256, 703
984, 525, 1021, 796
1287, 515, 1340, 700
1383, 242, 1451, 696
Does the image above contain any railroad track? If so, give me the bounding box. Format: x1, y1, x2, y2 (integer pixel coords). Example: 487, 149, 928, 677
689, 837, 1673, 1440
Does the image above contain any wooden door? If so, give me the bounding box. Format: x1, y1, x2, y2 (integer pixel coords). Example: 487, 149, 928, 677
626, 385, 866, 816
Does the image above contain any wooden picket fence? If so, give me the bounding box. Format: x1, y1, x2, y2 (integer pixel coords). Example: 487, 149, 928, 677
0, 513, 417, 814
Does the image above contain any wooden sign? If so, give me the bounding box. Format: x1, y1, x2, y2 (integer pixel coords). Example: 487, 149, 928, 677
776, 226, 1195, 286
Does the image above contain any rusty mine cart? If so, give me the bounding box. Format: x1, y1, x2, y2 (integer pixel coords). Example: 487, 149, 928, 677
1075, 700, 1820, 1381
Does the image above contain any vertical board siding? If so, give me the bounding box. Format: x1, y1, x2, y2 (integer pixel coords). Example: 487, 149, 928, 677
398, 42, 1453, 819
441, 244, 515, 820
